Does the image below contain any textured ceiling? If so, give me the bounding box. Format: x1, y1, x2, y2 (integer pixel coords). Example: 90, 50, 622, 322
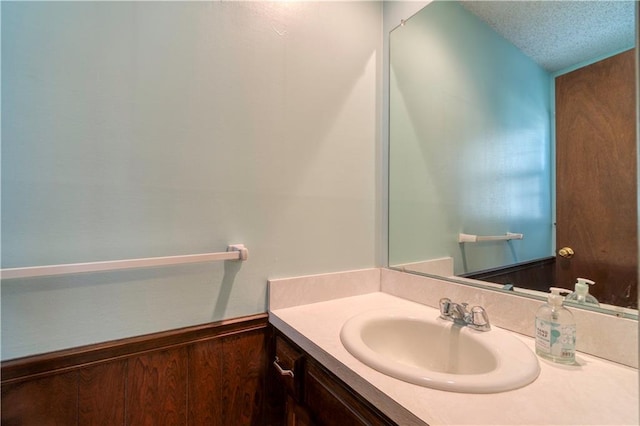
459, 1, 636, 72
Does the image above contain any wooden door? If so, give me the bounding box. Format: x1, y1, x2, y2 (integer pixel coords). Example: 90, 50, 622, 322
555, 49, 637, 308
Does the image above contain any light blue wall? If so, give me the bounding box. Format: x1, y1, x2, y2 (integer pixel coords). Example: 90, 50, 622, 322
381, 1, 432, 268
388, 1, 553, 274
1, 1, 382, 360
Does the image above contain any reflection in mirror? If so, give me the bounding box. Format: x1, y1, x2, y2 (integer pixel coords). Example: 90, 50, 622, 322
389, 0, 637, 314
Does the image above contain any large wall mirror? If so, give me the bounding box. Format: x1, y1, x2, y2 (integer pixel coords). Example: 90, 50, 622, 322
389, 0, 637, 316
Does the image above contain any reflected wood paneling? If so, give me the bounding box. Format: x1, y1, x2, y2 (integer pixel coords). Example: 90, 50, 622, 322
464, 257, 555, 292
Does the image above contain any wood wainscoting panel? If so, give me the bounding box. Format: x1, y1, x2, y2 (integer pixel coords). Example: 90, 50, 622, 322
127, 347, 188, 425
1, 313, 269, 426
221, 330, 267, 425
1, 371, 78, 426
187, 336, 225, 425
188, 328, 267, 425
79, 360, 127, 425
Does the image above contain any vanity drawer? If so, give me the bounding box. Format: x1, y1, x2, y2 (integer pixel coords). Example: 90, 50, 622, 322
273, 335, 305, 400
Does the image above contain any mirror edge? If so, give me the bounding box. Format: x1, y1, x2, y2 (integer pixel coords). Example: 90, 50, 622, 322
388, 266, 638, 321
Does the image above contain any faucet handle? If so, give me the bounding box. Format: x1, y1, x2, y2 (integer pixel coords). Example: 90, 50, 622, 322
439, 298, 452, 317
470, 306, 491, 330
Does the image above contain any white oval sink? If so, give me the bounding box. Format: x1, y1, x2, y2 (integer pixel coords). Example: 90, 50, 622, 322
340, 307, 540, 393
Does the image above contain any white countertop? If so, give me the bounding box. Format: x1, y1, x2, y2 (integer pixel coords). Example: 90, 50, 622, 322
270, 292, 639, 426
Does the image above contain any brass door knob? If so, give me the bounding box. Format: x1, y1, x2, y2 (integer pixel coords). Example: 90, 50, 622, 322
558, 247, 574, 259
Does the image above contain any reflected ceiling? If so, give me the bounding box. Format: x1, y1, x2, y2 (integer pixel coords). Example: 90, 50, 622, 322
460, 1, 635, 72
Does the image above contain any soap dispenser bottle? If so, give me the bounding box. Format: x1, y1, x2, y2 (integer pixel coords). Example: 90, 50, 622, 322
535, 288, 576, 364
565, 278, 599, 306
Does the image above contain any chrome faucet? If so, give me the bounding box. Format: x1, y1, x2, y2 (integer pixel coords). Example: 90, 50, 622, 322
439, 298, 491, 331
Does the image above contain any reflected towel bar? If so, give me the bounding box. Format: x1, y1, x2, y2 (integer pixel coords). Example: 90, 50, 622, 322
0, 244, 248, 280
458, 233, 523, 243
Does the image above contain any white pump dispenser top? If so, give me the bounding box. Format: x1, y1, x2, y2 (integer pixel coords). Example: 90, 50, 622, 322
566, 278, 599, 306
548, 287, 568, 306
575, 278, 595, 295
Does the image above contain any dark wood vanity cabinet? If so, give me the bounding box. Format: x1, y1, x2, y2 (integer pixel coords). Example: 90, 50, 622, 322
270, 327, 396, 426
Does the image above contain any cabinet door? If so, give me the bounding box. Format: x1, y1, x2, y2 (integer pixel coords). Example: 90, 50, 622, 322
304, 360, 395, 426
285, 394, 315, 426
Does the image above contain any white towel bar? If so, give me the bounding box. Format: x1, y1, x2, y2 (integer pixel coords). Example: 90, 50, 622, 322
0, 244, 248, 280
458, 233, 523, 243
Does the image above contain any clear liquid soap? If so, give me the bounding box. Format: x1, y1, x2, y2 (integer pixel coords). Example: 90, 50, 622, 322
535, 287, 576, 364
